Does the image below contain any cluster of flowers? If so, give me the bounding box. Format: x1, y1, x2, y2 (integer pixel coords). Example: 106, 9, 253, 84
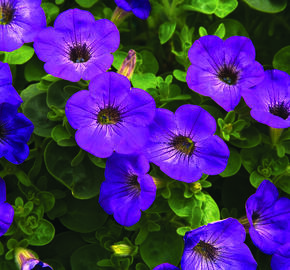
154, 180, 290, 270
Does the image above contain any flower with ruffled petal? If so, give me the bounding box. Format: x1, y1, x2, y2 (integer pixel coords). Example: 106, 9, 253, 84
145, 104, 229, 183
65, 72, 156, 158
242, 69, 290, 128
0, 178, 13, 236
246, 179, 290, 254
181, 218, 257, 270
271, 243, 290, 270
153, 263, 180, 270
0, 0, 46, 52
186, 35, 264, 112
114, 0, 151, 19
99, 153, 156, 226
34, 9, 120, 82
0, 61, 22, 106
0, 103, 33, 164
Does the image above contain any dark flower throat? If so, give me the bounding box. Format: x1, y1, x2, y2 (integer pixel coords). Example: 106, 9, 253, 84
127, 174, 141, 192
97, 107, 121, 125
0, 2, 14, 25
171, 135, 195, 156
69, 43, 91, 63
269, 101, 290, 120
218, 64, 239, 85
194, 240, 219, 262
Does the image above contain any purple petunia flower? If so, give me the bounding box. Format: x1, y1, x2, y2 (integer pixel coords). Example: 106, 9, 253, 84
34, 9, 120, 82
186, 35, 264, 112
246, 179, 290, 254
21, 259, 53, 270
242, 69, 290, 128
0, 0, 46, 52
99, 153, 156, 226
65, 72, 156, 158
114, 0, 151, 19
153, 263, 180, 270
145, 104, 229, 183
0, 177, 13, 236
181, 218, 257, 270
0, 103, 34, 164
271, 243, 290, 270
0, 61, 22, 106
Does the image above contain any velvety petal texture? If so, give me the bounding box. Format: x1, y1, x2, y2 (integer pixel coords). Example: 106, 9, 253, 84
145, 105, 229, 182
271, 243, 290, 270
65, 72, 156, 158
246, 180, 290, 254
153, 263, 180, 270
186, 35, 264, 112
242, 69, 290, 128
0, 103, 34, 164
0, 178, 14, 237
99, 153, 156, 227
34, 9, 120, 82
181, 218, 257, 270
115, 0, 151, 19
0, 62, 22, 106
0, 0, 46, 52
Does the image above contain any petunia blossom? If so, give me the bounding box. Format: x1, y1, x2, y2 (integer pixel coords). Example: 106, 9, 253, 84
145, 104, 229, 183
34, 8, 120, 82
153, 263, 180, 270
181, 218, 257, 270
0, 61, 22, 106
246, 179, 290, 254
186, 35, 264, 112
99, 153, 156, 227
0, 102, 34, 164
65, 72, 156, 158
114, 0, 151, 19
0, 0, 46, 52
271, 243, 290, 270
242, 69, 290, 128
0, 177, 14, 236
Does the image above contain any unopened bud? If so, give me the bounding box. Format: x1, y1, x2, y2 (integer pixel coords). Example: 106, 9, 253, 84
111, 244, 132, 257
111, 7, 130, 26
118, 49, 136, 80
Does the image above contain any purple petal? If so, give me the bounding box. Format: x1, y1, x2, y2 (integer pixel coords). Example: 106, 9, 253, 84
153, 263, 180, 270
0, 202, 14, 236
271, 243, 290, 270
0, 178, 6, 203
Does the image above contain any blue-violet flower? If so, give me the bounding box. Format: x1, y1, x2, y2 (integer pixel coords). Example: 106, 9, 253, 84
271, 243, 290, 270
145, 104, 229, 182
0, 61, 22, 106
34, 9, 120, 82
186, 35, 264, 112
242, 69, 290, 128
99, 153, 156, 226
153, 263, 180, 270
181, 218, 257, 270
0, 0, 46, 52
65, 72, 156, 158
246, 179, 290, 254
0, 103, 34, 164
0, 177, 13, 236
114, 0, 151, 19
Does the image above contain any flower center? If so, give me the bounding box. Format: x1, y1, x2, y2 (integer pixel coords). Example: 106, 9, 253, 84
217, 64, 239, 85
0, 3, 14, 25
251, 211, 260, 225
69, 43, 91, 63
194, 240, 219, 262
269, 101, 290, 120
171, 135, 195, 156
97, 107, 121, 125
127, 174, 141, 191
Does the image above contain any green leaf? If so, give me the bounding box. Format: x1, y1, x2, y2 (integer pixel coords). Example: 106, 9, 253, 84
140, 227, 183, 269
243, 0, 287, 13
200, 194, 220, 224
240, 146, 264, 174
230, 126, 261, 148
41, 3, 60, 24
273, 45, 290, 75
60, 197, 107, 233
183, 0, 218, 14
75, 0, 98, 8
71, 243, 110, 270
213, 23, 226, 39
173, 70, 187, 82
37, 191, 55, 212
220, 147, 242, 177
249, 171, 265, 188
199, 26, 208, 37
44, 140, 102, 199
24, 56, 46, 82
276, 174, 290, 194
176, 226, 192, 236
28, 219, 55, 246
1, 45, 34, 65
136, 51, 159, 74
131, 73, 158, 90
112, 51, 128, 70
159, 22, 176, 44
15, 170, 32, 187
51, 125, 73, 146
215, 0, 238, 18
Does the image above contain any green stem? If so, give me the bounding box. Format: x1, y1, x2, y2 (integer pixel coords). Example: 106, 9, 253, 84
269, 127, 284, 146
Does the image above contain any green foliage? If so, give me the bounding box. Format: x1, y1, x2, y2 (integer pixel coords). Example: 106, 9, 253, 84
243, 0, 287, 13
159, 21, 176, 44
75, 0, 98, 8
273, 45, 290, 75
0, 45, 34, 65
